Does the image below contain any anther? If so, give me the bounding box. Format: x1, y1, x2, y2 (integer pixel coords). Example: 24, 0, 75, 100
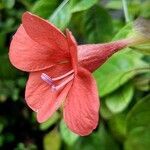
41, 73, 53, 85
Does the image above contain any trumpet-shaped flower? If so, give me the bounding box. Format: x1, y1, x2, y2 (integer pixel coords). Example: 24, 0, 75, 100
9, 12, 147, 136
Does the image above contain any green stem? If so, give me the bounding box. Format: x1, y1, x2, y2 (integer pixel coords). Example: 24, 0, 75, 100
122, 0, 130, 22
50, 0, 70, 21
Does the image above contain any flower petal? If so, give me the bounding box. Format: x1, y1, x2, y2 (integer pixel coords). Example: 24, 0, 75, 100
66, 29, 78, 73
25, 63, 72, 112
22, 12, 69, 56
64, 67, 100, 136
9, 25, 55, 71
37, 82, 72, 123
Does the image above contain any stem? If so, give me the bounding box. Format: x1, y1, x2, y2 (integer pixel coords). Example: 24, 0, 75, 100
122, 0, 130, 22
50, 0, 70, 21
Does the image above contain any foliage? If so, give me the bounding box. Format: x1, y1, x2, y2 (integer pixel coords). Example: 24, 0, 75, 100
0, 0, 150, 149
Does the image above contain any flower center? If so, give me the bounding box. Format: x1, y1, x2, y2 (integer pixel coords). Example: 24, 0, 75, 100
41, 70, 74, 91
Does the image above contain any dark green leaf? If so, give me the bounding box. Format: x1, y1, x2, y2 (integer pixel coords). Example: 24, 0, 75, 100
0, 55, 19, 79
75, 123, 119, 150
2, 0, 15, 9
134, 73, 150, 91
100, 100, 113, 119
124, 127, 150, 150
126, 94, 150, 133
83, 5, 113, 43
108, 113, 126, 142
0, 80, 16, 101
31, 0, 58, 18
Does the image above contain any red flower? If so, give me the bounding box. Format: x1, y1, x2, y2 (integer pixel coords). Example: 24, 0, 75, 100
9, 12, 134, 136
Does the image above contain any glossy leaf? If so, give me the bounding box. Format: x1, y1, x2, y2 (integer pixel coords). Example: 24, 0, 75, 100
48, 0, 98, 30
83, 5, 113, 42
60, 120, 79, 146
75, 123, 119, 150
49, 2, 72, 30
31, 0, 58, 18
126, 94, 150, 133
105, 83, 134, 113
124, 127, 150, 150
71, 0, 98, 13
100, 100, 113, 119
108, 113, 127, 142
94, 49, 146, 97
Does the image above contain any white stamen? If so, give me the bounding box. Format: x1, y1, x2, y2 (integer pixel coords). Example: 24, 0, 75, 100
51, 74, 74, 92
52, 70, 74, 81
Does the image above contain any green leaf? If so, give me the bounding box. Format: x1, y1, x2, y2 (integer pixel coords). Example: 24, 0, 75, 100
141, 1, 150, 18
108, 113, 127, 142
106, 1, 122, 9
131, 43, 150, 55
40, 112, 60, 131
71, 0, 98, 13
94, 22, 149, 97
134, 73, 150, 91
0, 55, 19, 79
126, 94, 150, 133
60, 120, 79, 146
49, 2, 72, 30
105, 83, 134, 113
44, 129, 61, 150
0, 32, 6, 55
0, 135, 4, 147
31, 0, 58, 18
83, 5, 113, 42
2, 0, 15, 9
48, 0, 97, 30
128, 0, 141, 19
17, 78, 27, 88
75, 123, 119, 150
100, 100, 113, 119
0, 80, 19, 102
14, 142, 37, 150
124, 127, 150, 150
94, 49, 146, 97
113, 23, 133, 40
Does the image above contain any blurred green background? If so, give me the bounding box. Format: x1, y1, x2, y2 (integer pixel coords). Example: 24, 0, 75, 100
0, 0, 150, 149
